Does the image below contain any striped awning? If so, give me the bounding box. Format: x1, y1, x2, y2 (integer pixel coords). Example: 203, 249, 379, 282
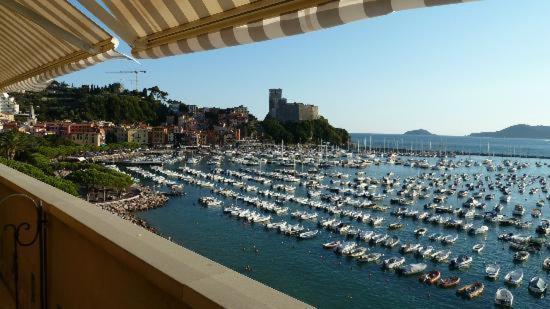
0, 0, 120, 92
0, 50, 124, 93
79, 0, 477, 59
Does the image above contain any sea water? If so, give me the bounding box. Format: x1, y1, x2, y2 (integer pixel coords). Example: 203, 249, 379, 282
135, 136, 550, 308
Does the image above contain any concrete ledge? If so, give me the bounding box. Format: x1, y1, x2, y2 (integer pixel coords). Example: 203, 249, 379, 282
0, 163, 310, 308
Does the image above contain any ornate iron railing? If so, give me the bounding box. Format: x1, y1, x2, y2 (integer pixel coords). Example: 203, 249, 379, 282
0, 193, 46, 309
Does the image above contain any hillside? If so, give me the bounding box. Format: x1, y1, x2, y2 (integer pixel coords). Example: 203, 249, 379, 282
469, 124, 550, 139
11, 82, 179, 125
261, 117, 349, 145
404, 129, 434, 136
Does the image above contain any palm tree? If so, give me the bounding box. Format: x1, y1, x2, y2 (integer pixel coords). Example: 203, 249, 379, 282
0, 130, 29, 160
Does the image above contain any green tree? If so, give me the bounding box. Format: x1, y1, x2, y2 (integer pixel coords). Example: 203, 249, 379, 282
0, 131, 31, 160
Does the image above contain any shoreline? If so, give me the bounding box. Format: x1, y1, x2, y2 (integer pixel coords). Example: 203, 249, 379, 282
92, 186, 168, 233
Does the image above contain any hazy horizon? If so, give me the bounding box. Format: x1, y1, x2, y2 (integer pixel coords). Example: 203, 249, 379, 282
60, 0, 550, 136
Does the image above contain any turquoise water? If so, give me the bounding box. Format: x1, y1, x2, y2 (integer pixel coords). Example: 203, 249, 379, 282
134, 153, 550, 308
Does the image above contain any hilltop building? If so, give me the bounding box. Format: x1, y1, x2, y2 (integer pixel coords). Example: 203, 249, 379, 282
267, 89, 319, 122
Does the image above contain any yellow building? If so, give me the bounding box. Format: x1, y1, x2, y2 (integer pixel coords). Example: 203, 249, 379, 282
69, 132, 102, 147
127, 128, 149, 146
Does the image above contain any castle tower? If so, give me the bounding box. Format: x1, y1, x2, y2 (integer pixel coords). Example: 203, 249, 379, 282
268, 88, 282, 118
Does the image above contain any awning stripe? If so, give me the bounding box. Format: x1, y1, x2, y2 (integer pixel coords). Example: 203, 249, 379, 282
0, 0, 119, 92
0, 49, 123, 93
120, 0, 475, 59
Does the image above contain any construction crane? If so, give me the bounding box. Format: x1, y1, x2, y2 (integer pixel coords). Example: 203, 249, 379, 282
106, 70, 146, 91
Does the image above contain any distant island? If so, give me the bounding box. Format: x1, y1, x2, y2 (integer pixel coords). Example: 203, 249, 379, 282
404, 129, 434, 136
469, 124, 550, 139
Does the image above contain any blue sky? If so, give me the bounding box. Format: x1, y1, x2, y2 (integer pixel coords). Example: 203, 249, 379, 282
61, 0, 550, 136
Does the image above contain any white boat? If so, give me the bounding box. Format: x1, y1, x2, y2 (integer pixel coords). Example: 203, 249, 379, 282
417, 246, 434, 259
450, 255, 473, 269
528, 276, 547, 294
322, 240, 340, 249
442, 234, 458, 244
414, 227, 427, 236
186, 157, 199, 164
383, 256, 406, 270
399, 263, 427, 275
336, 242, 357, 255
500, 195, 511, 203
486, 264, 500, 279
504, 269, 524, 286
473, 225, 489, 234
544, 257, 550, 270
357, 252, 384, 263
494, 288, 513, 307
432, 250, 451, 262
472, 244, 485, 253
299, 230, 318, 239
512, 204, 525, 216
513, 251, 529, 262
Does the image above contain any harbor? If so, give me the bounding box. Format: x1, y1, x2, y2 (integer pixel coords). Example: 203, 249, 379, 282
104, 140, 550, 308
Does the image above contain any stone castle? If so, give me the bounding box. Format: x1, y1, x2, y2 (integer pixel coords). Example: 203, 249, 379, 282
267, 89, 319, 122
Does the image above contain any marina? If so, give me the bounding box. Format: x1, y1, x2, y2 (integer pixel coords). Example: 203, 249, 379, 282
121, 140, 550, 308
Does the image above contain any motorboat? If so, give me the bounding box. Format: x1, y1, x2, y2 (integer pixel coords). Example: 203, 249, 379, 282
544, 257, 550, 270
485, 264, 500, 279
357, 252, 384, 263
414, 227, 427, 236
432, 250, 451, 263
382, 256, 406, 270
299, 230, 318, 239
531, 208, 542, 218
528, 276, 547, 294
348, 247, 368, 257
438, 276, 460, 288
382, 235, 400, 248
400, 243, 421, 254
504, 269, 524, 286
472, 244, 485, 253
416, 246, 434, 259
471, 225, 489, 235
442, 234, 458, 244
513, 250, 530, 262
419, 270, 441, 285
457, 282, 484, 299
494, 288, 513, 307
399, 263, 427, 275
322, 241, 340, 249
388, 222, 403, 230
512, 204, 525, 216
450, 255, 473, 269
536, 219, 550, 235
336, 242, 357, 255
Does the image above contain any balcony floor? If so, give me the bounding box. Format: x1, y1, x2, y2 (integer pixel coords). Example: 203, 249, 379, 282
0, 280, 15, 309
